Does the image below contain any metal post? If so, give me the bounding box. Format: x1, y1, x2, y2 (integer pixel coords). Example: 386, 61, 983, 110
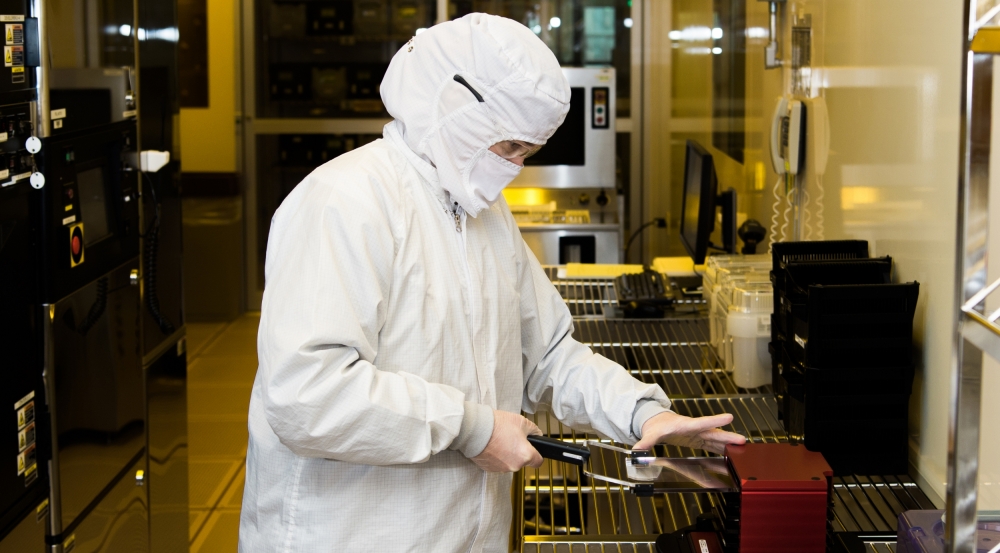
30, 0, 50, 138
947, 0, 995, 548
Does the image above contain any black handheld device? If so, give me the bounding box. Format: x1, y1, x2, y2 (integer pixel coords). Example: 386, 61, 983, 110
526, 435, 591, 466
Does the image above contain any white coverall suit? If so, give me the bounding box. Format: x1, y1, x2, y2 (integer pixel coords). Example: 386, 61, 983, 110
239, 13, 672, 553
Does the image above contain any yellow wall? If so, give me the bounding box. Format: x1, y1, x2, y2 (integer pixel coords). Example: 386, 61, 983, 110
179, 0, 237, 173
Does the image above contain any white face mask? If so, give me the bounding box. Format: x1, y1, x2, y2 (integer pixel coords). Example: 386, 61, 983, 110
465, 149, 522, 211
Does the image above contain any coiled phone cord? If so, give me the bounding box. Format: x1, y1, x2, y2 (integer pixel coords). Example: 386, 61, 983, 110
769, 177, 783, 253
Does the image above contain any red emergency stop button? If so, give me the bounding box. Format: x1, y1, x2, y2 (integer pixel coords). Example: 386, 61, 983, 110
69, 224, 84, 266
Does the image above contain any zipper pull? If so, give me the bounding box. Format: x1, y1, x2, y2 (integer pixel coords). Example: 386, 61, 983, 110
453, 210, 462, 232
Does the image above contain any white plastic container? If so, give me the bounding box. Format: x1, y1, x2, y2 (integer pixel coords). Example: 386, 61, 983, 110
727, 283, 774, 389
703, 255, 770, 354
716, 269, 770, 365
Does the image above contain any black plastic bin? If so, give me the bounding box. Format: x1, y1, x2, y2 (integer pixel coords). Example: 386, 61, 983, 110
774, 257, 893, 342
771, 240, 871, 291
772, 340, 913, 475
786, 282, 920, 369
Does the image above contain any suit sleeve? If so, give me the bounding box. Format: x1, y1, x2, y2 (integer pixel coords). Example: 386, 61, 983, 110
515, 232, 672, 444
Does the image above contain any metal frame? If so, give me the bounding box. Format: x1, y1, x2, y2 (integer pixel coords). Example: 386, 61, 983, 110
947, 3, 1000, 552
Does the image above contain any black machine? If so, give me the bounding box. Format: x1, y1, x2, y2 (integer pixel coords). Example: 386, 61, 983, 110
0, 0, 187, 551
0, 0, 47, 542
0, 105, 48, 543
32, 121, 147, 549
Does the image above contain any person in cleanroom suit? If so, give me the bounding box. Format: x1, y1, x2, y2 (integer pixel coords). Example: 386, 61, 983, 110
238, 12, 745, 553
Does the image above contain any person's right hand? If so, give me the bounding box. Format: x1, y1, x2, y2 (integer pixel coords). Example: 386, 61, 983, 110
470, 411, 544, 472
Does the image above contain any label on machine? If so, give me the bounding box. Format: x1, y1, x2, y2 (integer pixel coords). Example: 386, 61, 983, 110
5, 23, 22, 45
14, 391, 37, 480
3, 44, 22, 67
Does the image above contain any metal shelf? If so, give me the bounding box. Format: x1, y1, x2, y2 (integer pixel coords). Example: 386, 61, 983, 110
515, 409, 934, 553
960, 276, 1000, 361
529, 260, 942, 550
574, 319, 772, 396
543, 266, 708, 319
946, 8, 1000, 552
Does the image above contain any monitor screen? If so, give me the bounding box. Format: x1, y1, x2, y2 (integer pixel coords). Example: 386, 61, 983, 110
524, 87, 585, 166
680, 141, 716, 264
77, 167, 111, 246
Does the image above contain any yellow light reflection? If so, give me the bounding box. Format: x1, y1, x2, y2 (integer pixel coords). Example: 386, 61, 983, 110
754, 162, 765, 191
502, 188, 548, 206
841, 186, 879, 210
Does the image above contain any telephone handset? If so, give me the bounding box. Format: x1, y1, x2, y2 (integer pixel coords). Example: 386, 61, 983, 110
769, 96, 806, 176
768, 94, 830, 247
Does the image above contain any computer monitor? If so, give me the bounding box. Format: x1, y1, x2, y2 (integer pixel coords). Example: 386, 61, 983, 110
680, 140, 736, 264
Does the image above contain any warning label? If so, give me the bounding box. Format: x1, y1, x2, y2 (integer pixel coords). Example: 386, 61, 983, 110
14, 391, 37, 478
5, 24, 22, 45
4, 45, 23, 67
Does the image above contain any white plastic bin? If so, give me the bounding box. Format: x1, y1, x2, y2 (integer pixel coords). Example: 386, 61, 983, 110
703, 255, 770, 354
727, 283, 774, 389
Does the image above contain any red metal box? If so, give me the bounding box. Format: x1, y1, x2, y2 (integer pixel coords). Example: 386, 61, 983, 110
725, 443, 833, 553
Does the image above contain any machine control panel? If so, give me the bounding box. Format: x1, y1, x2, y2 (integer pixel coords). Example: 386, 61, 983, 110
592, 87, 609, 129
34, 121, 139, 302
0, 102, 34, 186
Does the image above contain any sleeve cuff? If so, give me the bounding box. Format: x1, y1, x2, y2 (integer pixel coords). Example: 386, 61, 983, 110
450, 402, 495, 458
631, 399, 671, 441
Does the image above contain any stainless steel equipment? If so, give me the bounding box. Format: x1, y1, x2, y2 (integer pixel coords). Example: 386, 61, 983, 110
520, 224, 620, 265
511, 67, 616, 190
506, 67, 621, 264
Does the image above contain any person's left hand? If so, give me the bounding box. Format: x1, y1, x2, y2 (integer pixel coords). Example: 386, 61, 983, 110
633, 411, 746, 454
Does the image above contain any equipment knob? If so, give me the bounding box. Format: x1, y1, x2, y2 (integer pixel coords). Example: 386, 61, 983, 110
578, 193, 590, 206
29, 172, 44, 189
25, 136, 41, 154
596, 189, 609, 207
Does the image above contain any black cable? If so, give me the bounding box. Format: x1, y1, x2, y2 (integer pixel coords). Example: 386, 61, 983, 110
78, 277, 108, 334
624, 218, 666, 264
141, 171, 175, 335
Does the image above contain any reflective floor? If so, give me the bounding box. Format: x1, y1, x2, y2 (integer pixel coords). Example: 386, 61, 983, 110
185, 314, 260, 553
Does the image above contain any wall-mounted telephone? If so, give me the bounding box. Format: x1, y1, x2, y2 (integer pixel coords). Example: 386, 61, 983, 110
770, 96, 806, 177
768, 95, 830, 246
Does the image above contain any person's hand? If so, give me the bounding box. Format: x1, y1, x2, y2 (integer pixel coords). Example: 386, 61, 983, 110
634, 412, 746, 455
470, 411, 544, 472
